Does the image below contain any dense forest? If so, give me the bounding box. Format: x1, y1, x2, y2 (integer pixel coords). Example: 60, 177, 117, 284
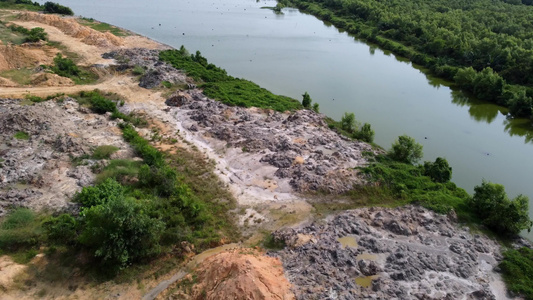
279, 0, 533, 119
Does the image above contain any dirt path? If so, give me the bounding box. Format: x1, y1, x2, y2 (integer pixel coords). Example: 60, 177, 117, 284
0, 75, 165, 103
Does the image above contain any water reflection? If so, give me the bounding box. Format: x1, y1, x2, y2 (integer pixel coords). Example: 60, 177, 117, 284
451, 90, 502, 124
504, 118, 533, 144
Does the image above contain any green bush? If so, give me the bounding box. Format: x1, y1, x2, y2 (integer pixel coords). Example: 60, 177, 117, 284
43, 1, 74, 15
78, 196, 164, 271
500, 247, 533, 300
388, 135, 423, 164
138, 164, 177, 197
25, 27, 47, 42
353, 123, 375, 143
75, 178, 124, 208
120, 123, 164, 167
302, 91, 312, 108
51, 53, 80, 78
340, 112, 357, 133
469, 180, 532, 235
92, 145, 119, 159
423, 157, 452, 183
43, 214, 77, 245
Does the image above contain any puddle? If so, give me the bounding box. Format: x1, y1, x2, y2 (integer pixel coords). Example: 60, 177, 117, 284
355, 275, 379, 288
356, 253, 377, 261
337, 236, 358, 249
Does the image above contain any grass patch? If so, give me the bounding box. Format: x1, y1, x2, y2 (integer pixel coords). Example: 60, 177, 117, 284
159, 47, 302, 112
13, 131, 30, 140
500, 247, 533, 300
0, 20, 25, 45
77, 17, 128, 37
361, 155, 472, 219
92, 145, 119, 159
95, 159, 142, 184
0, 68, 34, 85
46, 41, 81, 63
0, 208, 44, 254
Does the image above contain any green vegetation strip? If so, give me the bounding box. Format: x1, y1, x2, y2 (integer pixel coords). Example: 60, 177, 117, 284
500, 247, 533, 300
279, 0, 533, 119
0, 1, 73, 15
159, 47, 302, 112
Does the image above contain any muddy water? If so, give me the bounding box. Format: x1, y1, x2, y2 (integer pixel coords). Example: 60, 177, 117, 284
43, 0, 533, 239
337, 236, 358, 249
355, 275, 379, 288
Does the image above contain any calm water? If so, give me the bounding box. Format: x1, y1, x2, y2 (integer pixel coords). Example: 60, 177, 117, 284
40, 0, 533, 238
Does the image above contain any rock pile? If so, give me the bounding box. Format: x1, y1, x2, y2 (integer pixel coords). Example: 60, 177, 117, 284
103, 48, 186, 88
0, 98, 133, 215
169, 89, 376, 194
270, 206, 509, 299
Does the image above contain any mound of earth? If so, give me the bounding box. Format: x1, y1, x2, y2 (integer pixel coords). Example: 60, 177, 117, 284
0, 77, 18, 87
31, 73, 74, 86
270, 206, 512, 300
18, 12, 123, 47
162, 249, 295, 300
0, 44, 56, 71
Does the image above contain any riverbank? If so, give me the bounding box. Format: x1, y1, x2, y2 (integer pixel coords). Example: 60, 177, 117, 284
0, 8, 531, 299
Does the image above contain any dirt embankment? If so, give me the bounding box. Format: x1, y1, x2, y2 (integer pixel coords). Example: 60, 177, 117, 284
159, 249, 295, 300
18, 11, 123, 47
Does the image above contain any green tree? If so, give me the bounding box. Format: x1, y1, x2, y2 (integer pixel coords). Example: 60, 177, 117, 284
340, 112, 357, 133
312, 102, 320, 113
302, 91, 312, 108
78, 196, 164, 271
423, 157, 452, 183
388, 135, 423, 164
354, 123, 375, 143
51, 53, 80, 78
43, 1, 73, 15
75, 178, 124, 208
470, 180, 532, 235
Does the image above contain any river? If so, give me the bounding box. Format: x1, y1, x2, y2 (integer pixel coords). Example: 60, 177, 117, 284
37, 0, 533, 238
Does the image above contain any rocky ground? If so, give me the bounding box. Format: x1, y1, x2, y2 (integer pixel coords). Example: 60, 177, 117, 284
0, 97, 134, 215
270, 206, 512, 300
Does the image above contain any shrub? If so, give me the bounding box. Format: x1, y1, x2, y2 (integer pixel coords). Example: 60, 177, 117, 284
132, 65, 145, 76
423, 157, 452, 183
388, 135, 423, 164
354, 123, 374, 143
340, 112, 357, 133
75, 178, 124, 208
78, 196, 164, 271
302, 91, 312, 108
469, 180, 532, 235
43, 1, 74, 15
51, 53, 80, 78
95, 159, 142, 184
43, 214, 77, 245
25, 27, 47, 42
312, 102, 320, 113
92, 145, 119, 159
138, 164, 177, 197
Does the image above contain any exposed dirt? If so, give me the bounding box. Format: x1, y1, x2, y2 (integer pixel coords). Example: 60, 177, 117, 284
0, 43, 58, 71
0, 256, 26, 291
159, 248, 295, 300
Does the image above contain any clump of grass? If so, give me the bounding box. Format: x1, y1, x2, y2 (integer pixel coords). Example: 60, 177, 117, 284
92, 145, 119, 159
132, 65, 145, 76
77, 18, 128, 37
0, 208, 44, 253
13, 131, 30, 140
95, 159, 142, 184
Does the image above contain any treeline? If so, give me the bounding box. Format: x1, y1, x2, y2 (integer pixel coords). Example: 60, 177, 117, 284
279, 0, 533, 119
0, 0, 73, 15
